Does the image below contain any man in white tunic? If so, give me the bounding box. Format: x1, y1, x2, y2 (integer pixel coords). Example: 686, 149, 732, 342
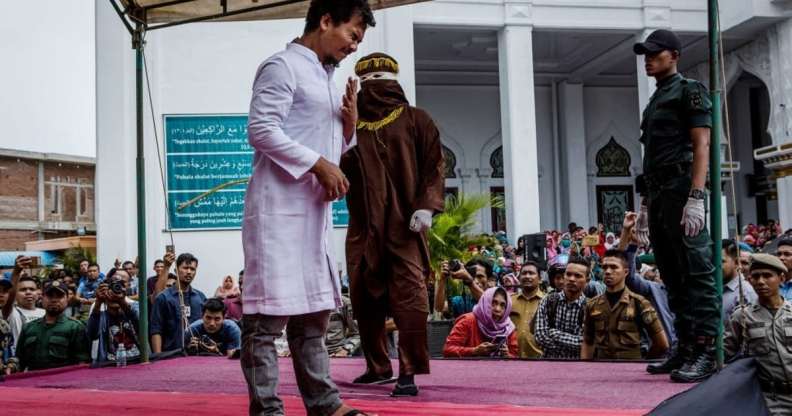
240, 1, 375, 415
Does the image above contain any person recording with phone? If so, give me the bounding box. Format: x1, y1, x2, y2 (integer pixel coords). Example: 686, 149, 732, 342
86, 270, 142, 365
442, 287, 518, 358
1, 255, 32, 374
433, 259, 489, 319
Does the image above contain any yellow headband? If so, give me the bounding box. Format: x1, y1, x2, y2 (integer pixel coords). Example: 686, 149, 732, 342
355, 56, 399, 75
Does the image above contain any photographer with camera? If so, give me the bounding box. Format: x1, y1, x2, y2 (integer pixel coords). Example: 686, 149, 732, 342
184, 298, 240, 358
86, 269, 142, 365
433, 259, 489, 319
88, 269, 139, 316
442, 287, 517, 358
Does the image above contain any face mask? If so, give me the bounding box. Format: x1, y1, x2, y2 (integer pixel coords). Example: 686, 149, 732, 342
561, 239, 571, 248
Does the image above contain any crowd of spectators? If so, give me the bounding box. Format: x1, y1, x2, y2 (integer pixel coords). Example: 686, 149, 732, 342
436, 215, 792, 362
1, 216, 789, 375
0, 247, 363, 375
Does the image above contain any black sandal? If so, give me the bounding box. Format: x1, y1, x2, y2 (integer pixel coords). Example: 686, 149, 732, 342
390, 383, 419, 397
352, 372, 395, 385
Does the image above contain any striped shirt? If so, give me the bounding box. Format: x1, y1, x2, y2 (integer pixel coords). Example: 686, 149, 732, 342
534, 290, 587, 359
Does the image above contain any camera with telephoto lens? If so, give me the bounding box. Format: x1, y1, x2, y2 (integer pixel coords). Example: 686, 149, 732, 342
109, 278, 125, 295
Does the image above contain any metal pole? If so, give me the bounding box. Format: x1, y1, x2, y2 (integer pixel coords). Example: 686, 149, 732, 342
134, 23, 150, 363
707, 0, 724, 369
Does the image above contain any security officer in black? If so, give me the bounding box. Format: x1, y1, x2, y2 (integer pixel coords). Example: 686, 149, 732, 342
633, 29, 720, 382
15, 280, 89, 371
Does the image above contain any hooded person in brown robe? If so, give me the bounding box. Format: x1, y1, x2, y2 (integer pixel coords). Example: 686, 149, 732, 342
340, 53, 444, 397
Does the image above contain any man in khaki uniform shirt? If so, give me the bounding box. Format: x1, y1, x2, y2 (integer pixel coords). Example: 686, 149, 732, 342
510, 262, 545, 358
725, 253, 791, 415
582, 250, 669, 360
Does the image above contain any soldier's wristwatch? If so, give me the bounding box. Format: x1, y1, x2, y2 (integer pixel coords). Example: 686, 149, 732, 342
689, 188, 706, 200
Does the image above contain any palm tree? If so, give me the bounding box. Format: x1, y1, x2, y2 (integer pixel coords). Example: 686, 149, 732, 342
428, 193, 503, 297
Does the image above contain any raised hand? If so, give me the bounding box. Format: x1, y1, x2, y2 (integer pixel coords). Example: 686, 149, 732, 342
341, 77, 358, 140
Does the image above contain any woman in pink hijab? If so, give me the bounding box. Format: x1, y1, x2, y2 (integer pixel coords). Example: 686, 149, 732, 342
442, 287, 518, 358
214, 275, 240, 299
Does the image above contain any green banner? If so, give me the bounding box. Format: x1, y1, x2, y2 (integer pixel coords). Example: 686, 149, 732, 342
332, 198, 349, 228
165, 114, 251, 230
165, 114, 349, 230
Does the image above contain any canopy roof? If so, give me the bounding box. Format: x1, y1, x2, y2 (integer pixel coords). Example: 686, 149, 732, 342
114, 0, 427, 31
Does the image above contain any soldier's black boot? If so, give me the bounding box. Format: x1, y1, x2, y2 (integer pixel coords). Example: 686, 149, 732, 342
646, 342, 691, 374
670, 337, 717, 383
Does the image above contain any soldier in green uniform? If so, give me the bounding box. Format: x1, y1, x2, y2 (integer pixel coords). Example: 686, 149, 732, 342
633, 29, 720, 382
724, 253, 792, 415
581, 249, 669, 360
15, 280, 89, 371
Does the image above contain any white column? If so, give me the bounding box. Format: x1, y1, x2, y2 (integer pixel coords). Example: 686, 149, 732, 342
558, 82, 589, 226
340, 7, 416, 103
95, 0, 136, 267
37, 162, 45, 223
778, 176, 792, 230
76, 186, 81, 219
381, 6, 416, 104
476, 168, 493, 233
498, 25, 540, 240
635, 30, 656, 120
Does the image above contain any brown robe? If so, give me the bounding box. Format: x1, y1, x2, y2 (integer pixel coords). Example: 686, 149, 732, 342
340, 80, 444, 377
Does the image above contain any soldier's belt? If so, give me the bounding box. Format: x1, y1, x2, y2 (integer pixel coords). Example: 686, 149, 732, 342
636, 163, 692, 192
759, 379, 792, 395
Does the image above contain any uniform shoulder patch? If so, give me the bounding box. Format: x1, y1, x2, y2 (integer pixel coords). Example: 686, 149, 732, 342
642, 308, 658, 325
689, 89, 703, 108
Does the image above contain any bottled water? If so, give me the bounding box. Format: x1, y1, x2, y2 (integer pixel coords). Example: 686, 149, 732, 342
116, 344, 127, 368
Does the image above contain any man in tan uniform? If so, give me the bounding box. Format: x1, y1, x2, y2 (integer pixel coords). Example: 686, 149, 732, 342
341, 52, 445, 397
509, 261, 544, 358
725, 253, 791, 414
582, 249, 669, 360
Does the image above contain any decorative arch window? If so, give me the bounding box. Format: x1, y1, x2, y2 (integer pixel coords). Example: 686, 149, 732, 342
596, 137, 631, 177
442, 145, 457, 178
490, 146, 504, 178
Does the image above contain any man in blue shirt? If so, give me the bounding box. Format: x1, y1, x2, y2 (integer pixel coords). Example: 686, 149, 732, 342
184, 298, 240, 358
76, 263, 104, 304
151, 253, 206, 353
776, 238, 792, 301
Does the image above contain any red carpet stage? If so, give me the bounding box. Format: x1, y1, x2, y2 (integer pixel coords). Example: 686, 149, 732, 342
0, 357, 692, 415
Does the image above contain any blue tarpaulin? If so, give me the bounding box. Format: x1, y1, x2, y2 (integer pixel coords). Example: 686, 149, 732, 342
0, 251, 57, 267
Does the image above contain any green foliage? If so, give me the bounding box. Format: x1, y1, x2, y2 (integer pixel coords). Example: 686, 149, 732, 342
427, 192, 504, 286
57, 246, 96, 274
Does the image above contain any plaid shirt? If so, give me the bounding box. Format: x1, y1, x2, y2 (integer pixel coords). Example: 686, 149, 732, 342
534, 290, 587, 359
